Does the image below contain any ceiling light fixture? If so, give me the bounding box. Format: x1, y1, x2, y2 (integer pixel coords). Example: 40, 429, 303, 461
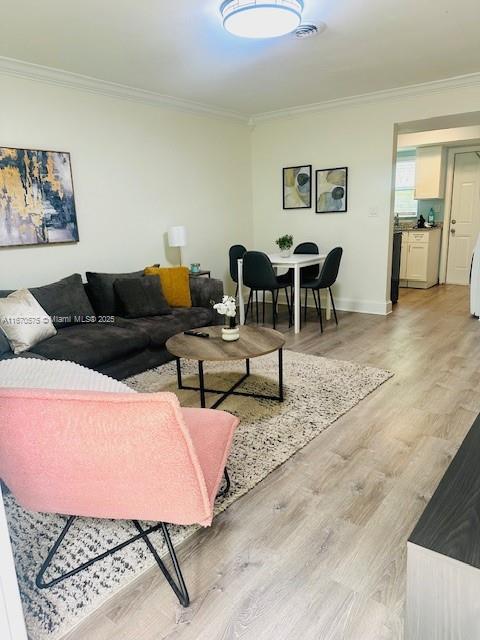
220, 0, 304, 39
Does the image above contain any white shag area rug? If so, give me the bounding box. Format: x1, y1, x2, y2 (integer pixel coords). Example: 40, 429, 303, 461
3, 351, 393, 640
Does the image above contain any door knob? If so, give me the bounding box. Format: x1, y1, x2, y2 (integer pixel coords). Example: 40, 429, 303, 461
451, 228, 456, 235
451, 219, 457, 224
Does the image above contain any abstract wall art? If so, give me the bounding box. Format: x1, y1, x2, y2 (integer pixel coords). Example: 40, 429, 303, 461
283, 165, 312, 209
0, 147, 79, 247
316, 167, 348, 214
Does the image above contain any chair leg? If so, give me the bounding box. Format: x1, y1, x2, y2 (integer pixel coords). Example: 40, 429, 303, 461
217, 468, 231, 499
262, 291, 265, 324
312, 288, 320, 317
234, 283, 238, 299
314, 290, 324, 333
36, 516, 190, 607
329, 287, 339, 325
133, 521, 190, 607
304, 288, 308, 322
255, 290, 259, 323
245, 290, 252, 323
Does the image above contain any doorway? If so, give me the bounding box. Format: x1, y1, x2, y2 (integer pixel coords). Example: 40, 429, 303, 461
445, 150, 480, 285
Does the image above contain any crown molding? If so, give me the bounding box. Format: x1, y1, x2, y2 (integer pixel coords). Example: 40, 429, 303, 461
251, 72, 480, 123
0, 56, 249, 123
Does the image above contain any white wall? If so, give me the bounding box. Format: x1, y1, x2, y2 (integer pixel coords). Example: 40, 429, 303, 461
0, 75, 252, 290
251, 85, 480, 314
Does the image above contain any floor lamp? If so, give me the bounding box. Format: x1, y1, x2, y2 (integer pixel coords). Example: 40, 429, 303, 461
168, 226, 187, 266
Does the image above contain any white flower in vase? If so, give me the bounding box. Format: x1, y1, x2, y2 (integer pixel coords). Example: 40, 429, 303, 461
213, 295, 237, 328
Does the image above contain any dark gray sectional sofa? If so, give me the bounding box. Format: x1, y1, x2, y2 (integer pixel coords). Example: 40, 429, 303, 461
0, 271, 223, 379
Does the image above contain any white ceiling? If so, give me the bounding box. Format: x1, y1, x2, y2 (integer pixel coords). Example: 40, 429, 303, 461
1, 0, 480, 117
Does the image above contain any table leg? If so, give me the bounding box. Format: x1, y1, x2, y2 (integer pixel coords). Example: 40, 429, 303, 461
294, 264, 300, 334
198, 361, 206, 408
176, 357, 183, 389
278, 348, 284, 401
238, 259, 245, 325
325, 289, 331, 321
246, 358, 250, 375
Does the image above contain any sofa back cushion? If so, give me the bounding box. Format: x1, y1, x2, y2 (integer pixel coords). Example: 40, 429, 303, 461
29, 274, 95, 328
144, 266, 192, 308
0, 328, 12, 355
114, 276, 171, 318
86, 270, 144, 316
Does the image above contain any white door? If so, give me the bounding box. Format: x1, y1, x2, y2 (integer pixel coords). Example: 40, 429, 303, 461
446, 152, 480, 285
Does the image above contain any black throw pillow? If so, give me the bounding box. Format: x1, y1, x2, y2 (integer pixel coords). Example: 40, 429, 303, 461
86, 270, 144, 316
114, 276, 171, 318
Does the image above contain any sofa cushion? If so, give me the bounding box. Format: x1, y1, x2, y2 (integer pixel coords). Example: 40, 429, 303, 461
119, 307, 214, 348
30, 274, 95, 328
86, 270, 144, 316
114, 276, 171, 318
0, 330, 11, 356
29, 322, 150, 368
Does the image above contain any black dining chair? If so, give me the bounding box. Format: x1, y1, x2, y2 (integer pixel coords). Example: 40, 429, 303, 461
229, 244, 247, 298
300, 247, 343, 332
243, 251, 292, 329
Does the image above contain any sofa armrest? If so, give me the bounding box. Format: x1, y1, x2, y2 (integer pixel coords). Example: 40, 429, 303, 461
189, 277, 223, 309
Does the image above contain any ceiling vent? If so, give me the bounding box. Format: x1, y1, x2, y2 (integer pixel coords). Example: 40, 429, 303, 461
294, 23, 323, 39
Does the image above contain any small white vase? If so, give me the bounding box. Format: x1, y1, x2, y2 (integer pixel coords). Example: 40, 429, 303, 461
222, 326, 240, 342
280, 248, 291, 258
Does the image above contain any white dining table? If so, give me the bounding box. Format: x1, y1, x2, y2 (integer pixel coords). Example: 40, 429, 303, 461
237, 253, 330, 334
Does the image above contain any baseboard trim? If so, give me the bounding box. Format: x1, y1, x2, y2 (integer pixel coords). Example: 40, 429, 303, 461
335, 298, 392, 316
270, 290, 392, 316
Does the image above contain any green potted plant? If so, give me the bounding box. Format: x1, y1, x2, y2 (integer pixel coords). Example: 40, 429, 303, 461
275, 234, 294, 258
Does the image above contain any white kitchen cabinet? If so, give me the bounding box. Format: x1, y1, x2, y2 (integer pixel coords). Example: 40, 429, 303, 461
400, 228, 442, 288
415, 146, 447, 199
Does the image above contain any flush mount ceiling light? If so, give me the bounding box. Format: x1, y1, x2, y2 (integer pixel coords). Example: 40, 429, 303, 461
221, 0, 304, 39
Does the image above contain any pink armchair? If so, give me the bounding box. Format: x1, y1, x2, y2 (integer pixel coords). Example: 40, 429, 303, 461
0, 388, 239, 607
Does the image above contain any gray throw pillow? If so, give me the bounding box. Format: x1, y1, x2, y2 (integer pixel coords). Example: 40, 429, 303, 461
0, 289, 57, 354
30, 274, 95, 328
86, 270, 144, 316
114, 276, 171, 318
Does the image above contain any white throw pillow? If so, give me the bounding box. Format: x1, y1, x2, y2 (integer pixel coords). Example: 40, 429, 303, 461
0, 289, 57, 354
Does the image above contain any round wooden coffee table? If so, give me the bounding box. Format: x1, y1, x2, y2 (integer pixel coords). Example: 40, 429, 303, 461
166, 325, 285, 409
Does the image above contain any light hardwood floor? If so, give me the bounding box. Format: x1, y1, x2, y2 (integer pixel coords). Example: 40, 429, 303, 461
66, 284, 479, 640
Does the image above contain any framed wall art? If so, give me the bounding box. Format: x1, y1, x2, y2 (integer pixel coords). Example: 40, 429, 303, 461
283, 165, 312, 210
316, 167, 348, 214
0, 146, 79, 247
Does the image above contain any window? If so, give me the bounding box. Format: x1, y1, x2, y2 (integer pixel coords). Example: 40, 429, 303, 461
394, 157, 418, 217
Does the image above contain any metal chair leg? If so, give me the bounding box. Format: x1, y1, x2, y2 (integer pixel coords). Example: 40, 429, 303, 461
315, 290, 324, 333
304, 288, 308, 322
262, 291, 266, 323
36, 516, 191, 607
329, 287, 338, 325
217, 468, 231, 499
255, 290, 259, 323
245, 290, 252, 323
234, 283, 238, 299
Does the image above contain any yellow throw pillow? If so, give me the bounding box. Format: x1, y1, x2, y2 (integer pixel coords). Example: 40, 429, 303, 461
144, 266, 192, 308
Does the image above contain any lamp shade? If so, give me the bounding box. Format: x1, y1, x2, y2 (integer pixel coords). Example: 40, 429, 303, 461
168, 226, 187, 248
